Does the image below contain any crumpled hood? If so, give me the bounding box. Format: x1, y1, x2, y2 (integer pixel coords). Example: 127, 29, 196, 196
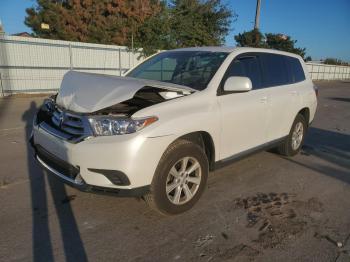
56, 71, 194, 113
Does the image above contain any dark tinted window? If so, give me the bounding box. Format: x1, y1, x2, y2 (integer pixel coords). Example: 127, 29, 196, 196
224, 56, 262, 89
285, 56, 306, 83
260, 53, 289, 87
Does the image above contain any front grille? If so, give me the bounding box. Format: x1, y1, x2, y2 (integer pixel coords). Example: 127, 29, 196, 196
51, 107, 85, 136
36, 100, 92, 143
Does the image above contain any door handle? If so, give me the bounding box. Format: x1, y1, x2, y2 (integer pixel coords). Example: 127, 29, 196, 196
291, 91, 298, 96
260, 96, 268, 103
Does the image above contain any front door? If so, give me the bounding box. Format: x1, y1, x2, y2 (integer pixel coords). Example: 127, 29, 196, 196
217, 54, 269, 160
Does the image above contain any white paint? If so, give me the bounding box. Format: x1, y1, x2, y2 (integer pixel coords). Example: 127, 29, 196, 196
33, 47, 318, 191
57, 71, 194, 112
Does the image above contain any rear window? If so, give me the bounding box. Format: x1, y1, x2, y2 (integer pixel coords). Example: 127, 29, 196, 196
260, 53, 289, 87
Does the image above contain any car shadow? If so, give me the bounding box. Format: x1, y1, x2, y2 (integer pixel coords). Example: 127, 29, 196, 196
23, 101, 88, 262
328, 97, 350, 103
287, 127, 350, 184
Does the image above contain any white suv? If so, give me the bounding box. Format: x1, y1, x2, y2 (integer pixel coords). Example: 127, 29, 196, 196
32, 47, 317, 214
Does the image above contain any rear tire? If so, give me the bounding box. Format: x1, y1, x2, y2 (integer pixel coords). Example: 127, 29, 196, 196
277, 114, 307, 156
144, 139, 209, 215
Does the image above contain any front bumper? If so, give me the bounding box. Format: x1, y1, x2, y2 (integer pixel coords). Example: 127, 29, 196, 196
32, 140, 150, 197
32, 121, 176, 195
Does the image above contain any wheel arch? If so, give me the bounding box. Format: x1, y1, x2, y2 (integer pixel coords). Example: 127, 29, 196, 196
298, 107, 310, 126
176, 131, 216, 171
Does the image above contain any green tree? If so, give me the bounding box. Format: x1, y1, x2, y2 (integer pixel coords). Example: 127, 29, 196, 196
25, 0, 164, 45
324, 58, 349, 66
0, 18, 4, 33
265, 33, 306, 58
132, 0, 233, 55
234, 29, 265, 48
131, 2, 172, 56
305, 56, 312, 62
234, 29, 308, 59
25, 0, 233, 56
168, 0, 233, 48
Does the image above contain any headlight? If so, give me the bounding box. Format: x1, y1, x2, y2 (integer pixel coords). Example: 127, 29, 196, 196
88, 116, 158, 136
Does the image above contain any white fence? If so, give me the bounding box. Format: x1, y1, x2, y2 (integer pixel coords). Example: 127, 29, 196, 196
0, 35, 349, 95
0, 35, 144, 95
306, 63, 350, 81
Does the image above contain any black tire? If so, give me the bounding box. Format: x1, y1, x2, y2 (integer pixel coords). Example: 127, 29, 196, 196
144, 139, 209, 215
277, 114, 307, 156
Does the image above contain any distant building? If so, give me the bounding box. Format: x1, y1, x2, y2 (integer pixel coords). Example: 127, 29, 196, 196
11, 32, 32, 37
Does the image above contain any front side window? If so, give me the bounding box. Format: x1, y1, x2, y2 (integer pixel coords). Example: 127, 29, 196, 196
223, 55, 262, 89
127, 51, 228, 91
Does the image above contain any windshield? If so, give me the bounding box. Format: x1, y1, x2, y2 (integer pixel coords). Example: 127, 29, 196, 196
126, 51, 228, 91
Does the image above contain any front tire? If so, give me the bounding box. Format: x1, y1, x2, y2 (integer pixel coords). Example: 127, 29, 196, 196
144, 139, 209, 215
277, 114, 307, 156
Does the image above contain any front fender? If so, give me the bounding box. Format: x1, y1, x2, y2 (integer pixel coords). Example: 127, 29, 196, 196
133, 91, 221, 162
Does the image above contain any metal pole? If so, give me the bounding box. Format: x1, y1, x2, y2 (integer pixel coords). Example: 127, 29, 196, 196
69, 43, 73, 70
119, 48, 122, 76
131, 31, 134, 55
131, 29, 134, 67
0, 72, 4, 97
323, 66, 326, 80
254, 0, 261, 30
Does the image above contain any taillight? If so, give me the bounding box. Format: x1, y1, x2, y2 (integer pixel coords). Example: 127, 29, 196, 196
313, 85, 319, 98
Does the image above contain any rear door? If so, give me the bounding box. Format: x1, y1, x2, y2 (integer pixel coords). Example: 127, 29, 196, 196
259, 53, 303, 141
217, 54, 269, 159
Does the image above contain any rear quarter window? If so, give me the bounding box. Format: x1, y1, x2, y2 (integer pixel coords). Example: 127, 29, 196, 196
285, 56, 306, 83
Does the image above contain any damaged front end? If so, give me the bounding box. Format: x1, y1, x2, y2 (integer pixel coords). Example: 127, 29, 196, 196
94, 86, 188, 116
35, 95, 94, 143
35, 72, 193, 143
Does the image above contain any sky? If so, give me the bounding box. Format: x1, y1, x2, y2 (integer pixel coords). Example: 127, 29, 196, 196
0, 0, 349, 61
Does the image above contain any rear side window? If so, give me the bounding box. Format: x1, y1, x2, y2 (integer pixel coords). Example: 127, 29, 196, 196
224, 56, 262, 89
285, 56, 306, 83
260, 53, 289, 87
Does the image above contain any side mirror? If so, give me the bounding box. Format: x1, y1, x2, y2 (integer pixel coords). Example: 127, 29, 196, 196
223, 76, 252, 92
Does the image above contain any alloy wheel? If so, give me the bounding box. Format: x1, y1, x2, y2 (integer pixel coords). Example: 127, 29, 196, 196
165, 157, 202, 205
291, 122, 304, 150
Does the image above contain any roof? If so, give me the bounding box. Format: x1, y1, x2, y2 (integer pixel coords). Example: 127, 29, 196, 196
171, 46, 237, 53
11, 32, 32, 37
168, 46, 302, 59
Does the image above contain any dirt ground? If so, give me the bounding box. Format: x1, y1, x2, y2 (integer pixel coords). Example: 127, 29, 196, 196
0, 81, 349, 262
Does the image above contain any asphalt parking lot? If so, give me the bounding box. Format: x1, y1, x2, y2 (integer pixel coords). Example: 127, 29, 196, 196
0, 81, 349, 262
